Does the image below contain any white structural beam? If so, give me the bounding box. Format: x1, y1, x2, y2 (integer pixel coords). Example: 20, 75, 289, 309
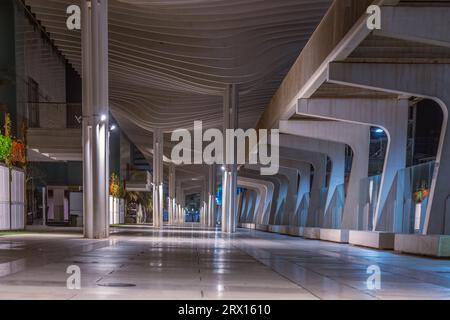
152, 129, 164, 228
279, 158, 311, 227
278, 133, 347, 227
297, 98, 409, 231
245, 164, 297, 226
279, 122, 370, 230
240, 168, 282, 225
237, 176, 273, 225
82, 0, 109, 239
222, 84, 239, 233
278, 146, 328, 227
329, 62, 450, 234
376, 7, 450, 49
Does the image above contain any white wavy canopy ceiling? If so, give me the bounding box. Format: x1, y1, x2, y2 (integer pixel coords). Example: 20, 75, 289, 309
24, 0, 332, 158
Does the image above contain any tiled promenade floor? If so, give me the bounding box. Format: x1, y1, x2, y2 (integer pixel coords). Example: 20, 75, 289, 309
0, 224, 450, 299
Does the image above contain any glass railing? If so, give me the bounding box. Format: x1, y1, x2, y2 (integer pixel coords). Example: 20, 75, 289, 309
357, 175, 381, 231
390, 161, 436, 234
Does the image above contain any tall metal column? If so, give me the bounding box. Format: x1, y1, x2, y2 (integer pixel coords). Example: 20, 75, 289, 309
208, 164, 217, 227
152, 128, 164, 228
82, 0, 109, 239
221, 84, 238, 233
168, 164, 175, 224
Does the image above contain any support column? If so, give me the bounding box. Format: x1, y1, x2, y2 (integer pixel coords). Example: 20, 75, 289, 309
175, 181, 183, 224
168, 164, 175, 225
237, 176, 273, 225
222, 84, 238, 233
207, 164, 217, 227
152, 129, 164, 228
329, 62, 450, 234
82, 0, 109, 239
278, 128, 369, 230
297, 98, 409, 231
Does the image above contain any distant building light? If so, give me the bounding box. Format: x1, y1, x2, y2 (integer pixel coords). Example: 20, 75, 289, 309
100, 114, 107, 122
221, 166, 226, 171
374, 128, 384, 134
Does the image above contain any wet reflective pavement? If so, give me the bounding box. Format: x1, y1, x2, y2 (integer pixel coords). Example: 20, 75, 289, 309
0, 224, 450, 299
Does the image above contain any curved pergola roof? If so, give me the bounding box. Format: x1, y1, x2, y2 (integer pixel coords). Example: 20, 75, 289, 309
24, 0, 332, 158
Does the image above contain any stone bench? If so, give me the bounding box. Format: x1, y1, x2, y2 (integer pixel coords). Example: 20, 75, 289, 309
255, 224, 269, 232
303, 227, 320, 239
395, 234, 450, 258
319, 228, 349, 243
348, 230, 395, 250
288, 226, 304, 237
238, 223, 256, 230
268, 225, 290, 235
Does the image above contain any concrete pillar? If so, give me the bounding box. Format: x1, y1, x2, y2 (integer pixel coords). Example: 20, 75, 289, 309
237, 176, 273, 225
297, 98, 409, 231
82, 0, 109, 239
279, 159, 311, 226
277, 135, 346, 228
240, 168, 282, 225
167, 164, 176, 225
328, 62, 450, 234
152, 129, 164, 228
222, 84, 238, 233
278, 128, 369, 230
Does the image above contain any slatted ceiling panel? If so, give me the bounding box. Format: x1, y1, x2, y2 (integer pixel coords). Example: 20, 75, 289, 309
23, 0, 332, 157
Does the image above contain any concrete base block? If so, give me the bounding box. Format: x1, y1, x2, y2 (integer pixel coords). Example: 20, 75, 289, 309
268, 225, 289, 235
349, 230, 395, 250
238, 223, 256, 230
255, 224, 269, 232
288, 226, 304, 237
303, 227, 320, 239
395, 234, 450, 258
319, 228, 349, 243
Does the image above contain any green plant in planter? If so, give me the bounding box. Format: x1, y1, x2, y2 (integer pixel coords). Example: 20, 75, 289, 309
0, 134, 12, 163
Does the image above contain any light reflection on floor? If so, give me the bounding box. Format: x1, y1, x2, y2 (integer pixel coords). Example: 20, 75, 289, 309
0, 224, 449, 299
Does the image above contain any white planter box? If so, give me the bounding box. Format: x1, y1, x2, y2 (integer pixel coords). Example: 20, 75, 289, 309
0, 165, 25, 231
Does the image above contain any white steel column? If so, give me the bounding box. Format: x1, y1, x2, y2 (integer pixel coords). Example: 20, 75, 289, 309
82, 0, 109, 239
152, 129, 164, 228
222, 84, 238, 233
168, 164, 175, 225
208, 164, 217, 227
